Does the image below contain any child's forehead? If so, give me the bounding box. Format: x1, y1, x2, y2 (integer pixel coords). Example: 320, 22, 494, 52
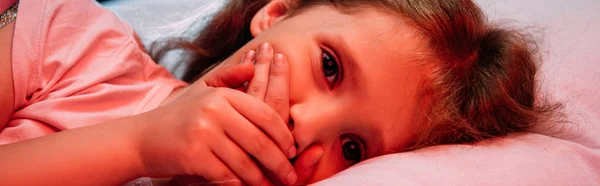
293, 6, 425, 51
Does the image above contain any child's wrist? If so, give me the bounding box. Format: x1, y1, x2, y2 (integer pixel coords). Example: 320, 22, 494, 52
119, 113, 154, 178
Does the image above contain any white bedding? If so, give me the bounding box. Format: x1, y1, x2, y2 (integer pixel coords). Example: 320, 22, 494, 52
104, 0, 600, 185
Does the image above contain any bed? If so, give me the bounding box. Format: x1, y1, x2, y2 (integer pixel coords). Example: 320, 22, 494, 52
102, 0, 600, 185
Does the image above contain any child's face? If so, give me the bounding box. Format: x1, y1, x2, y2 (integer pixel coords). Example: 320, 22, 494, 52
227, 4, 429, 183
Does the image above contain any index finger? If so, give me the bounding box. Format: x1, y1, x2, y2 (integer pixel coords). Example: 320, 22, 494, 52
246, 42, 274, 100
265, 53, 291, 125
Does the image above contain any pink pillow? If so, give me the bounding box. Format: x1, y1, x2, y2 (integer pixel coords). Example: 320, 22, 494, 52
315, 134, 600, 185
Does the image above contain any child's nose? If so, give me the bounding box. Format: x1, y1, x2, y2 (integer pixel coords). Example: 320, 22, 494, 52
289, 102, 338, 154
289, 104, 312, 153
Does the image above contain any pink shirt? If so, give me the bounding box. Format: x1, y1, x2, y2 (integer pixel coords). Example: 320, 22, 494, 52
1, 0, 187, 144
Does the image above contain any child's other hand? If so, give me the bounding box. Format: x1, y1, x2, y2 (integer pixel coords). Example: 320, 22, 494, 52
245, 43, 324, 185
292, 145, 325, 184
136, 48, 297, 185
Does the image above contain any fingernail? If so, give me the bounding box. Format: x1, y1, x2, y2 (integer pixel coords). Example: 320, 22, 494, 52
260, 42, 271, 53
243, 50, 256, 64
274, 53, 286, 67
287, 146, 297, 159
286, 170, 298, 185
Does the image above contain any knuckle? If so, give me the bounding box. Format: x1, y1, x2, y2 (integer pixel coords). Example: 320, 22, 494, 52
270, 65, 287, 75
201, 100, 225, 115
186, 119, 215, 145
256, 54, 272, 63
238, 158, 255, 172
248, 83, 265, 94
267, 96, 287, 109
252, 138, 269, 153
191, 119, 212, 134
212, 87, 231, 96
203, 103, 219, 114
256, 58, 271, 64
261, 107, 280, 124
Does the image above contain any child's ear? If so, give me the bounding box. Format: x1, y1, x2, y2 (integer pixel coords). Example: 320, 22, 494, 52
250, 0, 291, 37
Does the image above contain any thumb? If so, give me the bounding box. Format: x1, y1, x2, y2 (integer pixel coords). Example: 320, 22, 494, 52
293, 145, 325, 184
201, 62, 255, 88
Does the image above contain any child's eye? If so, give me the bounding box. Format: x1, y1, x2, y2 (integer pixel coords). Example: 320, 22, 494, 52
321, 51, 340, 87
340, 135, 365, 166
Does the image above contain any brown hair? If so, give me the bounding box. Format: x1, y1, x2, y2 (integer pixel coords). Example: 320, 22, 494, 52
151, 0, 563, 150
